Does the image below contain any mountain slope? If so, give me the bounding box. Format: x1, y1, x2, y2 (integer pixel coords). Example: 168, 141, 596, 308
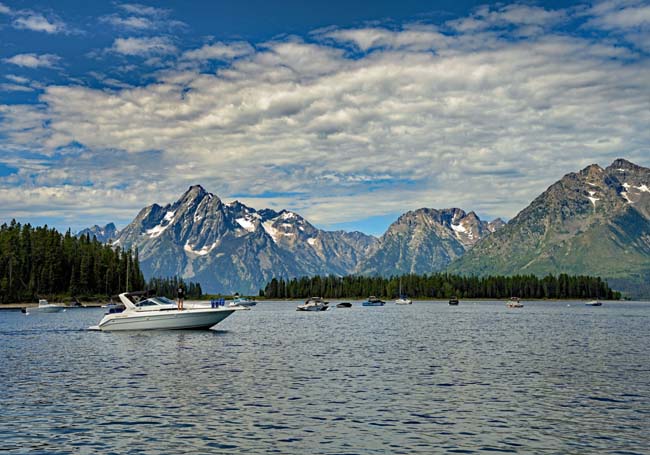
449, 159, 650, 297
111, 185, 377, 294
357, 208, 503, 275
77, 223, 119, 243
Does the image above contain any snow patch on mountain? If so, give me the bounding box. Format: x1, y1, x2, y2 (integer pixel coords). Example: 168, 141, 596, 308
146, 223, 168, 238
263, 220, 279, 243
236, 217, 256, 232
184, 241, 217, 256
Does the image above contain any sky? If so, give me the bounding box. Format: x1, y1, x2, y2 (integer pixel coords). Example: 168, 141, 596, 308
1, 0, 649, 236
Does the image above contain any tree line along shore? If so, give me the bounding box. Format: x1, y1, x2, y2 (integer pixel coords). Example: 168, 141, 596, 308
262, 273, 620, 300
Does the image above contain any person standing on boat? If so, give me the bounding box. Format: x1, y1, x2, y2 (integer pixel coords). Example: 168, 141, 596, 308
177, 286, 185, 311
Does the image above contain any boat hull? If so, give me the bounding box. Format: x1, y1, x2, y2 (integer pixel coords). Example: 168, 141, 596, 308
296, 305, 328, 311
25, 305, 65, 313
98, 308, 236, 331
362, 302, 385, 306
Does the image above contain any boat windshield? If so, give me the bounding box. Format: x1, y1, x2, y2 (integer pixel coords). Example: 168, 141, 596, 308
135, 297, 175, 307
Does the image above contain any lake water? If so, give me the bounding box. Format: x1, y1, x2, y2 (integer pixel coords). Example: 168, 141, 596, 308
1, 300, 649, 454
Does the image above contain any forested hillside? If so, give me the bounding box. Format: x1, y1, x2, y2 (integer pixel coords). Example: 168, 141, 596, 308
0, 220, 145, 303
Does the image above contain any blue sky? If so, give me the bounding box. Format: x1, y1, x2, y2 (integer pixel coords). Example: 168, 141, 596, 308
1, 0, 649, 236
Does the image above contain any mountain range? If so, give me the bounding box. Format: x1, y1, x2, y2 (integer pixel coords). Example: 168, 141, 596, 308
81, 158, 650, 297
90, 188, 499, 294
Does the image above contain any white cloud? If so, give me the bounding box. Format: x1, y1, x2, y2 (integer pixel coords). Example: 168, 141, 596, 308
1, 3, 650, 231
0, 2, 11, 14
588, 0, 650, 29
117, 3, 170, 17
322, 25, 449, 52
0, 83, 33, 92
448, 4, 566, 33
4, 53, 61, 68
12, 13, 68, 34
585, 1, 650, 52
181, 41, 255, 61
5, 74, 30, 84
100, 14, 153, 30
111, 36, 177, 56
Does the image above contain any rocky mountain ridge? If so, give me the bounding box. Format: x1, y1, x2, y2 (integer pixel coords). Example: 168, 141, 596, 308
357, 208, 503, 275
449, 158, 650, 297
77, 222, 119, 243
109, 185, 378, 293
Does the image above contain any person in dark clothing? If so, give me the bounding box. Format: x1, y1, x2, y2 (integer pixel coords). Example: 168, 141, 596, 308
177, 286, 185, 311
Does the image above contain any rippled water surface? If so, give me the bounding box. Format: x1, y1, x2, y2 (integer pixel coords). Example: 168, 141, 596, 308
1, 300, 650, 454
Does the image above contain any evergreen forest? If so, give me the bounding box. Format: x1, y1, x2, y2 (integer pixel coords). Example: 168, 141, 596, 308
0, 220, 145, 303
146, 276, 203, 299
263, 273, 621, 300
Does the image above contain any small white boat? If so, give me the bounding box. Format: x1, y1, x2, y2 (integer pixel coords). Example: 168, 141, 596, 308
297, 297, 329, 311
229, 296, 257, 307
395, 278, 412, 304
506, 297, 523, 308
585, 300, 603, 306
22, 299, 66, 314
90, 291, 247, 331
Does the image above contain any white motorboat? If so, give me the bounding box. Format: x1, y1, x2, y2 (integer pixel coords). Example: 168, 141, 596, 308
297, 297, 329, 311
22, 299, 66, 314
229, 296, 257, 307
585, 300, 603, 306
90, 291, 247, 331
506, 297, 524, 308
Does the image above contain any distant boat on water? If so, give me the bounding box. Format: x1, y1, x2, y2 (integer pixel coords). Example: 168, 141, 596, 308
22, 299, 65, 314
230, 295, 257, 307
336, 302, 352, 308
363, 296, 385, 306
585, 300, 603, 306
448, 296, 459, 305
297, 297, 329, 311
506, 297, 523, 308
395, 279, 412, 304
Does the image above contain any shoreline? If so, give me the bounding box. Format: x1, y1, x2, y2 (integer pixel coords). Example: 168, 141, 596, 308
1, 298, 641, 309
0, 302, 105, 310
